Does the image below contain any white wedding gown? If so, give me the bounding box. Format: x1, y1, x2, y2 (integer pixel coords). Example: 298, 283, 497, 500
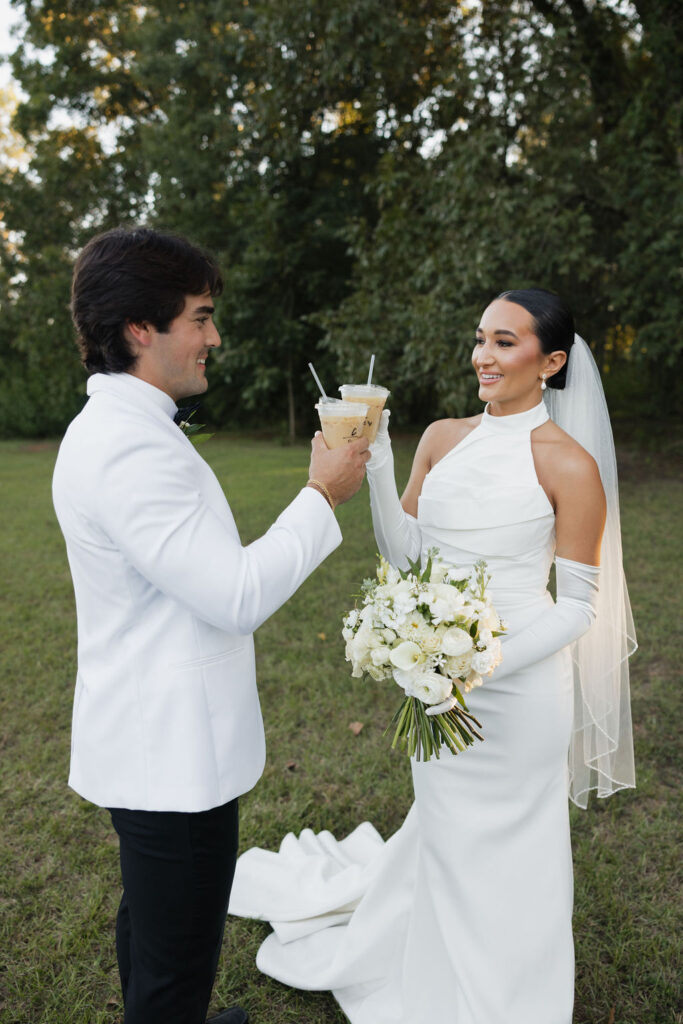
229, 401, 575, 1023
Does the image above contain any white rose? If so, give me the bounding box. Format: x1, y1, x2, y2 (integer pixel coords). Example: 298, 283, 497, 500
445, 651, 473, 679
418, 630, 443, 656
441, 626, 474, 657
471, 648, 496, 675
389, 641, 425, 671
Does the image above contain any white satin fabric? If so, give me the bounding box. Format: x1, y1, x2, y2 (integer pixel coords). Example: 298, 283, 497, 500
229, 401, 575, 1023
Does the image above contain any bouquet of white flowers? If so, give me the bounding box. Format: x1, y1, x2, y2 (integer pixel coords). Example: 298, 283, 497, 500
342, 549, 506, 760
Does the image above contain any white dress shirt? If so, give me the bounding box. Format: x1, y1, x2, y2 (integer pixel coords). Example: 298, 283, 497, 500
52, 372, 342, 811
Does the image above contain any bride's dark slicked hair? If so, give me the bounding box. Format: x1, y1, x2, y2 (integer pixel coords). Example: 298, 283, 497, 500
71, 227, 223, 374
496, 288, 574, 390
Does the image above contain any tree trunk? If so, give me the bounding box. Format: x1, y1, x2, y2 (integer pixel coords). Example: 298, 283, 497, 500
286, 354, 296, 443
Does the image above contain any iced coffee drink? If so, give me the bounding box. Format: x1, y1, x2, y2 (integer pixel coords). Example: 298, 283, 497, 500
316, 398, 369, 448
338, 384, 390, 443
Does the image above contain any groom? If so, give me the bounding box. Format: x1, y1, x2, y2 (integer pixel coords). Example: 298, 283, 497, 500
52, 227, 369, 1024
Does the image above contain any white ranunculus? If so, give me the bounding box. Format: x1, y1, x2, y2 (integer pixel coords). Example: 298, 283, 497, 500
442, 626, 474, 657
389, 640, 425, 671
382, 628, 397, 644
392, 666, 418, 691
406, 670, 453, 705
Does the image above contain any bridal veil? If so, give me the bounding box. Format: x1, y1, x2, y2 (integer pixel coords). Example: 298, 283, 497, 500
544, 335, 637, 807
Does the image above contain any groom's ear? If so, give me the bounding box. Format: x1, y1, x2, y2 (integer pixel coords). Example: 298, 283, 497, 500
124, 320, 154, 350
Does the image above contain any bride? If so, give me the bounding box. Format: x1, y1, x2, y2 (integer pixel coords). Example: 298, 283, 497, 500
229, 288, 636, 1023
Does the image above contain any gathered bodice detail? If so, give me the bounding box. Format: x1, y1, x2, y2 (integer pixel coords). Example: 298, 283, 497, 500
418, 402, 555, 609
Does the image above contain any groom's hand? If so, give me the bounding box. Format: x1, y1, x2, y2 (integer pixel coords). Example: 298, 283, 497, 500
308, 432, 370, 508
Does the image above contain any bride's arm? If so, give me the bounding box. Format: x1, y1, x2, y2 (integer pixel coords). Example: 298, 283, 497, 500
493, 447, 607, 678
366, 413, 435, 568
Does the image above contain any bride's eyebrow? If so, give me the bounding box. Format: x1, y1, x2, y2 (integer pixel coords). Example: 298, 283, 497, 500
475, 328, 519, 338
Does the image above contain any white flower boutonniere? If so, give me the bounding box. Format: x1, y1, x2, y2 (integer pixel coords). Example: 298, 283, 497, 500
176, 408, 213, 446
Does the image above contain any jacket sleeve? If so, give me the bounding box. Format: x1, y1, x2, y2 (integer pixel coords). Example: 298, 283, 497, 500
95, 433, 342, 634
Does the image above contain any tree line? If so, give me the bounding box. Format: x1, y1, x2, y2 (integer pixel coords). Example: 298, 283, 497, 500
0, 0, 680, 439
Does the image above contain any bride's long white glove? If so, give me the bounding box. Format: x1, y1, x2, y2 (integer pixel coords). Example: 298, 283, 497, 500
427, 557, 600, 715
494, 556, 600, 678
367, 410, 422, 570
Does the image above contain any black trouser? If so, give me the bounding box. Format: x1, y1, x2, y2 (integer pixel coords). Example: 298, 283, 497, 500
109, 799, 239, 1024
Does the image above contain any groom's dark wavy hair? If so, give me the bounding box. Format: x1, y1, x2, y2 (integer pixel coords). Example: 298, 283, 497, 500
71, 227, 223, 374
496, 288, 574, 390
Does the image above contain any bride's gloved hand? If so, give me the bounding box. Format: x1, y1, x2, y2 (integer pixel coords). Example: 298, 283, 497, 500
367, 410, 422, 569
492, 556, 600, 680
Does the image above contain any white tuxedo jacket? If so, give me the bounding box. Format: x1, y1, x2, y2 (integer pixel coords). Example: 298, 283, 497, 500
52, 372, 342, 812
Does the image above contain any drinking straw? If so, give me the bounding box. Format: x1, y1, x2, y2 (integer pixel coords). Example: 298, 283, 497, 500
367, 353, 375, 386
308, 362, 327, 398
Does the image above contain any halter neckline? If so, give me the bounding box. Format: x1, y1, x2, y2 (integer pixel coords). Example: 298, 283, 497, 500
480, 400, 549, 433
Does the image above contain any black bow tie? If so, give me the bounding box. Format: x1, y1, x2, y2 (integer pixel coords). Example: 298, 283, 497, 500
174, 401, 202, 426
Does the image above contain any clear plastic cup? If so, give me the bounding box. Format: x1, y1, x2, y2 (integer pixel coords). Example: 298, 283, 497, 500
338, 384, 390, 443
316, 398, 369, 448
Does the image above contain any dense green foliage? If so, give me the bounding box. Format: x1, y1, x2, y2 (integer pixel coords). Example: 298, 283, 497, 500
1, 433, 681, 1022
0, 0, 681, 437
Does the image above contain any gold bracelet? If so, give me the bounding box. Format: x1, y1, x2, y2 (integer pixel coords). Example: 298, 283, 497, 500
307, 478, 336, 511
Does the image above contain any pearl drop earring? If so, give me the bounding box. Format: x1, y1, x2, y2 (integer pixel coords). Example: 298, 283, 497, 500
540, 374, 547, 392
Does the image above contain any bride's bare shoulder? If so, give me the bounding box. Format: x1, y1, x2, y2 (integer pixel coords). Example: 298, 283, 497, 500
533, 419, 602, 496
420, 414, 482, 469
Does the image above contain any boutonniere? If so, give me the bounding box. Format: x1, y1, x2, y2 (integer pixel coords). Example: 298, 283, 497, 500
175, 405, 214, 446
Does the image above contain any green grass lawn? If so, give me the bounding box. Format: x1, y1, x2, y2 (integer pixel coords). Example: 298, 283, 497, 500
0, 432, 680, 1024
